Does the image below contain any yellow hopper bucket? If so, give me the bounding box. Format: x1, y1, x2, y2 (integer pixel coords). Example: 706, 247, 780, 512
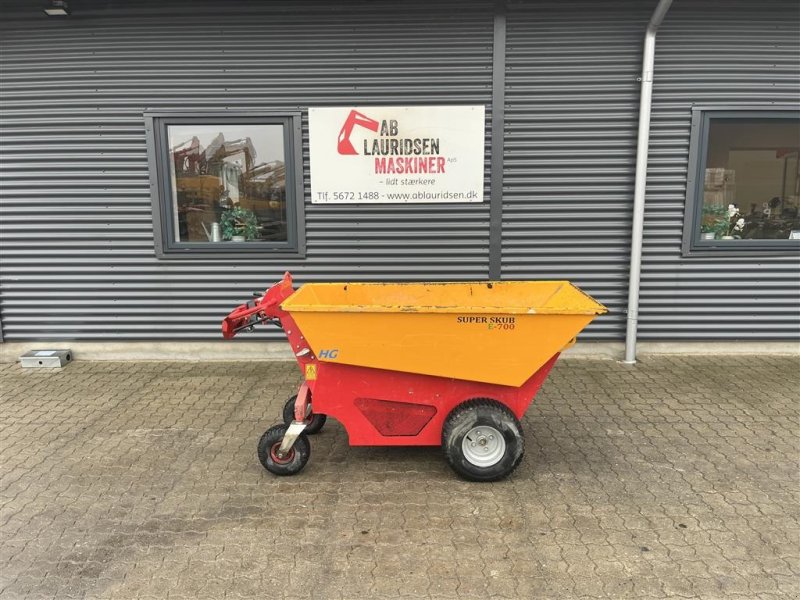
281, 280, 607, 387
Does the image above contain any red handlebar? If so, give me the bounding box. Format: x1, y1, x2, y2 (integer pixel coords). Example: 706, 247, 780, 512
221, 271, 295, 339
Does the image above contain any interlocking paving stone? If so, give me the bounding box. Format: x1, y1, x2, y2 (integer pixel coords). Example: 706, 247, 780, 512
0, 356, 797, 599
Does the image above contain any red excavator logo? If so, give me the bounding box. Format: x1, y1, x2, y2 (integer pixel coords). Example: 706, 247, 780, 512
337, 110, 380, 155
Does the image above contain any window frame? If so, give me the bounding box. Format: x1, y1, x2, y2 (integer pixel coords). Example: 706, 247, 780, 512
144, 110, 305, 259
681, 106, 800, 257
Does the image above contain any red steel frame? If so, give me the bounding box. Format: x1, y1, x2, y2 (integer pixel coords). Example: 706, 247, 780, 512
222, 273, 560, 446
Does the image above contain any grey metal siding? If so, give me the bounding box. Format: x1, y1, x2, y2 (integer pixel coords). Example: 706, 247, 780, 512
503, 0, 651, 339
503, 0, 800, 340
0, 0, 494, 340
2, 0, 798, 344
643, 0, 800, 340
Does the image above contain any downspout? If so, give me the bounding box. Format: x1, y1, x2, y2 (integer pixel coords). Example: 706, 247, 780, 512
624, 0, 673, 364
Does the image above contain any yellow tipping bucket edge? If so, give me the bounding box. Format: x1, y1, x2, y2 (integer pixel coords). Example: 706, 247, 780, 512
282, 280, 607, 315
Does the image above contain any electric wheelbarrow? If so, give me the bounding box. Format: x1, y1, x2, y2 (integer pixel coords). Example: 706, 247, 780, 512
222, 272, 606, 481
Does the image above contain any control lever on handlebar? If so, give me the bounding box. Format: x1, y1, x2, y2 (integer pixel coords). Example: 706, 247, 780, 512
232, 314, 281, 335
221, 272, 294, 339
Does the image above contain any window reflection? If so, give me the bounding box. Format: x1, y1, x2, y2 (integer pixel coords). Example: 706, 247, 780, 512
167, 125, 288, 243
700, 119, 800, 241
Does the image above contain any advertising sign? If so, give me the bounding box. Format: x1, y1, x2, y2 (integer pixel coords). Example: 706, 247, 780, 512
309, 106, 485, 204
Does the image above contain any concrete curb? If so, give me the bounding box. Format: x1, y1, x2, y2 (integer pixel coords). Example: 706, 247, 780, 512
1, 340, 798, 363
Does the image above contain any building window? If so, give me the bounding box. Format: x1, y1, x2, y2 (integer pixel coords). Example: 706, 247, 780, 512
683, 108, 800, 256
145, 112, 304, 258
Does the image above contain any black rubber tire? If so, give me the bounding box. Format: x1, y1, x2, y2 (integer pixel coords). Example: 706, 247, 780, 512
257, 424, 311, 476
442, 399, 524, 482
282, 395, 327, 435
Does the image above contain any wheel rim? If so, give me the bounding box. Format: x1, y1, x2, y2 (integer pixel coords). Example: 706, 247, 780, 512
270, 443, 295, 465
462, 425, 506, 467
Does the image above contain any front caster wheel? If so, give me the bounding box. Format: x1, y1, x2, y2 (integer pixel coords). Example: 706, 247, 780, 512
283, 395, 327, 434
442, 399, 524, 482
257, 424, 310, 476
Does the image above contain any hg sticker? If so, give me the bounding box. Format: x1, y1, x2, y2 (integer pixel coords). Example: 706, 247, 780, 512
319, 349, 339, 359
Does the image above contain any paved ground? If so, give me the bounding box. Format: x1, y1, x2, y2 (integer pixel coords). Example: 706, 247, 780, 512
0, 355, 798, 600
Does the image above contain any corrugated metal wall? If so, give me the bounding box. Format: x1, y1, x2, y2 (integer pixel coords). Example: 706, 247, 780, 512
504, 0, 800, 341
1, 0, 798, 342
503, 0, 651, 339
0, 0, 494, 340
643, 0, 800, 340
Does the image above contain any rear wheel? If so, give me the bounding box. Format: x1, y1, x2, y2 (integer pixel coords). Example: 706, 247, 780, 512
283, 395, 327, 434
257, 424, 310, 476
442, 399, 524, 482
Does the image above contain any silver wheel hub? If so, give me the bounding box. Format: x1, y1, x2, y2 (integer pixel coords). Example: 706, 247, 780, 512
462, 426, 505, 467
